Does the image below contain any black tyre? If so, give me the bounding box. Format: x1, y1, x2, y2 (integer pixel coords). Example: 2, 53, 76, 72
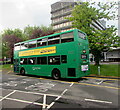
20, 68, 25, 75
52, 69, 61, 80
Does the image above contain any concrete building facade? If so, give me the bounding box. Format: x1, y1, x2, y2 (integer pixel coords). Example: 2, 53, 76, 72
106, 48, 120, 62
51, 0, 106, 32
51, 1, 76, 32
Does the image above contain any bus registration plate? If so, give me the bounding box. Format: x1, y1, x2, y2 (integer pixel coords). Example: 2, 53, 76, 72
81, 65, 88, 71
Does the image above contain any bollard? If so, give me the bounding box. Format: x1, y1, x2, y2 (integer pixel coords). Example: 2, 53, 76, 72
98, 66, 100, 76
11, 65, 13, 68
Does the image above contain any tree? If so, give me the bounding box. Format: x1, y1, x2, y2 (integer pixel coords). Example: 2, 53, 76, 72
2, 29, 24, 63
67, 2, 119, 65
1, 25, 55, 63
24, 25, 55, 39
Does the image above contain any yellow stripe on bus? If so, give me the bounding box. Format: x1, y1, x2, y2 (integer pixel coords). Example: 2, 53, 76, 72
19, 46, 56, 57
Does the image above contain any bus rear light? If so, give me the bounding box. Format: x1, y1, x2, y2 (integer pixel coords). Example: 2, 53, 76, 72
82, 60, 86, 63
83, 50, 86, 53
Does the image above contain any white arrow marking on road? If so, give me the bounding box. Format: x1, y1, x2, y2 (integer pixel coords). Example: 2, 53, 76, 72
85, 98, 112, 104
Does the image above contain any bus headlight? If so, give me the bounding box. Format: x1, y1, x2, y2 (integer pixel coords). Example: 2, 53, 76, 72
81, 65, 88, 71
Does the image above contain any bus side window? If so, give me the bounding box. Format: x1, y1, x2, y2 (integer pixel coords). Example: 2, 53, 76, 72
61, 55, 67, 63
37, 38, 47, 47
48, 35, 60, 45
48, 56, 60, 65
20, 58, 27, 65
28, 58, 36, 65
28, 41, 37, 48
37, 57, 47, 65
14, 44, 20, 51
21, 43, 28, 50
24, 42, 28, 49
61, 32, 74, 43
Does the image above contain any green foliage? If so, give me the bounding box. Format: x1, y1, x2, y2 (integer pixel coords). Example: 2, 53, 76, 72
24, 25, 40, 40
67, 1, 119, 65
1, 25, 54, 60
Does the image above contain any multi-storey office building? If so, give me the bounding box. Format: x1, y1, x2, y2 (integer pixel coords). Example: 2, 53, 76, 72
51, 0, 106, 32
51, 1, 77, 32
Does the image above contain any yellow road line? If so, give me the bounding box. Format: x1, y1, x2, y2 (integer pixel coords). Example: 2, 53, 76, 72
83, 76, 120, 81
39, 78, 119, 90
73, 82, 120, 90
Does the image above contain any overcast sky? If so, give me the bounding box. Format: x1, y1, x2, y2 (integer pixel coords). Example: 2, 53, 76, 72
0, 0, 118, 31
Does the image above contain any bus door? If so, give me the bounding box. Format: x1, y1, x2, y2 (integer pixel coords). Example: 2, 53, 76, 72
27, 57, 37, 75
14, 59, 19, 72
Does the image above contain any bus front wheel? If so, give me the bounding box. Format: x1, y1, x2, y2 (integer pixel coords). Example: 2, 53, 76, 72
52, 69, 61, 80
20, 68, 25, 75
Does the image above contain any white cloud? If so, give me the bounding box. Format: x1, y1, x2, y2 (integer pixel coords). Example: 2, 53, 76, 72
0, 0, 118, 31
0, 0, 59, 31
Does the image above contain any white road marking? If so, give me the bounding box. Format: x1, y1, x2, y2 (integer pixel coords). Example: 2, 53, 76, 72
8, 78, 17, 80
43, 94, 47, 109
47, 82, 74, 109
70, 83, 74, 87
0, 90, 16, 101
61, 89, 68, 96
85, 98, 112, 104
97, 80, 104, 85
3, 97, 48, 106
47, 96, 61, 109
15, 89, 60, 97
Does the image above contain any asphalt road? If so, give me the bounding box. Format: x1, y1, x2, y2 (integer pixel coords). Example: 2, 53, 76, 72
0, 70, 119, 110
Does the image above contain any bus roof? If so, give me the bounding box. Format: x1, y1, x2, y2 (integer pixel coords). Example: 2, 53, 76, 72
14, 29, 83, 45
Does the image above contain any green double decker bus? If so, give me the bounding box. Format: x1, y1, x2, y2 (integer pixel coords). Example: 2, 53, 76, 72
14, 29, 90, 79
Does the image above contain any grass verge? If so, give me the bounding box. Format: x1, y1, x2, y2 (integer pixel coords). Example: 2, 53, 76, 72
0, 64, 13, 71
90, 64, 119, 77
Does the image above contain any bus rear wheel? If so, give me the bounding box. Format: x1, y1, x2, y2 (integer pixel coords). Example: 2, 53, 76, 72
52, 69, 61, 80
20, 68, 25, 75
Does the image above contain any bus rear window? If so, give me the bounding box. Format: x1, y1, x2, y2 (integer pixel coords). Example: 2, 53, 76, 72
78, 32, 86, 40
61, 32, 74, 43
